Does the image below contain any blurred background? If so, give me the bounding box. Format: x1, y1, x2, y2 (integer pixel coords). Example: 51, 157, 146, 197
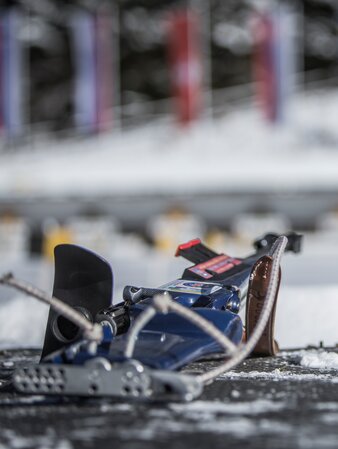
0, 0, 338, 349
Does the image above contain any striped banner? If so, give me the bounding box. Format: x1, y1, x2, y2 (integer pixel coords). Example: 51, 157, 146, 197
71, 6, 114, 134
0, 8, 23, 138
253, 4, 296, 123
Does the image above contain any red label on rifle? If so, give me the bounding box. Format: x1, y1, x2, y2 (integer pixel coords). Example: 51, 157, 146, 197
189, 254, 241, 278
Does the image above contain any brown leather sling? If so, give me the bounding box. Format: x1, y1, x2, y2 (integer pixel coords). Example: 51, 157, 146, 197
245, 255, 282, 356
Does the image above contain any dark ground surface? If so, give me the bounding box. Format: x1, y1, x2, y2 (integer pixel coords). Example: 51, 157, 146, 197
1, 348, 338, 449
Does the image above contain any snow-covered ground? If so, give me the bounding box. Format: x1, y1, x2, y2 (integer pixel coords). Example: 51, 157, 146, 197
1, 89, 338, 199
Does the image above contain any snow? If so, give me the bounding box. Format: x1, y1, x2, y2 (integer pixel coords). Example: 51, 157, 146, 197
0, 295, 48, 348
170, 399, 287, 415
138, 400, 293, 439
275, 285, 338, 349
1, 430, 73, 449
286, 349, 338, 370
1, 89, 338, 199
221, 368, 338, 382
216, 349, 338, 383
105, 400, 293, 440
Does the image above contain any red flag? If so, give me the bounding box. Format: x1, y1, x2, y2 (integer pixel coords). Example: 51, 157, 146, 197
167, 9, 203, 126
253, 12, 277, 122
